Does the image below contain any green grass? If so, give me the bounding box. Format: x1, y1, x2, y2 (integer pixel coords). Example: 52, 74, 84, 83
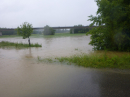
56, 51, 130, 69
0, 33, 86, 38
0, 41, 42, 48
0, 35, 21, 38
28, 33, 86, 38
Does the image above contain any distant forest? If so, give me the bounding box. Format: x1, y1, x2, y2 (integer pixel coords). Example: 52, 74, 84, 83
0, 28, 17, 35
55, 29, 70, 33
0, 28, 43, 35
70, 25, 91, 34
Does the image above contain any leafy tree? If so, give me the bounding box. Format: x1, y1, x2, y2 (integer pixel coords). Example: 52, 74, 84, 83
87, 0, 130, 51
43, 25, 55, 35
16, 22, 33, 46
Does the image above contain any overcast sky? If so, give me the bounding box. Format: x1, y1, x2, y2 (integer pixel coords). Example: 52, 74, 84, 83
0, 0, 98, 28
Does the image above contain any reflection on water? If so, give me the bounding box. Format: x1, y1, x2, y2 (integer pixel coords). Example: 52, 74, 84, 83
25, 48, 33, 58
0, 35, 130, 97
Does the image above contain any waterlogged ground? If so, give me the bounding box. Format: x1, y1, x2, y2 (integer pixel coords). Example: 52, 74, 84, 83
0, 35, 130, 97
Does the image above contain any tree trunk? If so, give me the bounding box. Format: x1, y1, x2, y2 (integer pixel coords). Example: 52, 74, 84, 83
28, 37, 30, 46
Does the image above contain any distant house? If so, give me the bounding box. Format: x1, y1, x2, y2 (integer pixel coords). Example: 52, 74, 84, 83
0, 32, 2, 36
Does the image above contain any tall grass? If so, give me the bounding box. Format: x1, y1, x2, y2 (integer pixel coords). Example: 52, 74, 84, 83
0, 41, 42, 48
56, 51, 130, 69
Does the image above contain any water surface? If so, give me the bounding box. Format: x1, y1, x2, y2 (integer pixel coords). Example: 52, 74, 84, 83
0, 35, 130, 97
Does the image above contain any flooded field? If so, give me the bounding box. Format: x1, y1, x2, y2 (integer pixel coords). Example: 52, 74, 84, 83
0, 35, 130, 97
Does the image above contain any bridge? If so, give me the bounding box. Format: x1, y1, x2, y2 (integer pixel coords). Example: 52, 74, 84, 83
33, 26, 96, 30
0, 26, 97, 34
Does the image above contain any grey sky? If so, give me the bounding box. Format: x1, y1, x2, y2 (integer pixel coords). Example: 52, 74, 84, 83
0, 0, 98, 28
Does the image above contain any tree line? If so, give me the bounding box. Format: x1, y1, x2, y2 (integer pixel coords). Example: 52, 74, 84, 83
0, 28, 42, 35
70, 25, 91, 34
55, 29, 70, 33
0, 28, 17, 35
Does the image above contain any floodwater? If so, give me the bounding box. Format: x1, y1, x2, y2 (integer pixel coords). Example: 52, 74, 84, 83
0, 35, 130, 97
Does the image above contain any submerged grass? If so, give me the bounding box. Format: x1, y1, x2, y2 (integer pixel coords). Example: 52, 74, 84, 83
0, 41, 42, 48
56, 51, 130, 69
37, 56, 54, 63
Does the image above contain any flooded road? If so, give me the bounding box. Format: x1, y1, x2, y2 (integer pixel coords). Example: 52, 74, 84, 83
0, 35, 130, 97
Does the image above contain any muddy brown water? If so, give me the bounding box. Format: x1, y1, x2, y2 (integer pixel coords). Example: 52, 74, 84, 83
0, 35, 130, 97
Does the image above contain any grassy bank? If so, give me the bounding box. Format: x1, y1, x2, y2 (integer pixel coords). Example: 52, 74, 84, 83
0, 41, 42, 48
0, 35, 21, 38
56, 51, 130, 69
31, 33, 86, 38
0, 33, 86, 38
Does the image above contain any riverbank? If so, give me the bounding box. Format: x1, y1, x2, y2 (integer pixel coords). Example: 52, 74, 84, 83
31, 33, 86, 38
55, 51, 130, 69
37, 51, 130, 69
0, 33, 86, 38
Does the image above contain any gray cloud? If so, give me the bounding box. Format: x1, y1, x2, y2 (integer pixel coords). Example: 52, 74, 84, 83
0, 0, 98, 28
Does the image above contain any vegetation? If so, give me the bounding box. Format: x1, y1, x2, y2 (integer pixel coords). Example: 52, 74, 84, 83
55, 29, 70, 33
87, 0, 130, 51
0, 35, 21, 38
0, 41, 42, 48
56, 51, 130, 69
43, 25, 55, 35
37, 56, 53, 63
0, 28, 16, 35
70, 25, 90, 34
35, 32, 85, 38
33, 29, 43, 34
16, 22, 33, 46
0, 33, 86, 38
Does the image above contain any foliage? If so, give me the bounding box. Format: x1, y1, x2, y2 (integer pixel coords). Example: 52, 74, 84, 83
56, 52, 130, 69
55, 29, 69, 33
70, 25, 90, 34
0, 35, 20, 38
33, 30, 42, 34
16, 22, 33, 46
43, 25, 55, 35
16, 22, 33, 39
87, 0, 130, 51
0, 28, 16, 35
0, 33, 86, 38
